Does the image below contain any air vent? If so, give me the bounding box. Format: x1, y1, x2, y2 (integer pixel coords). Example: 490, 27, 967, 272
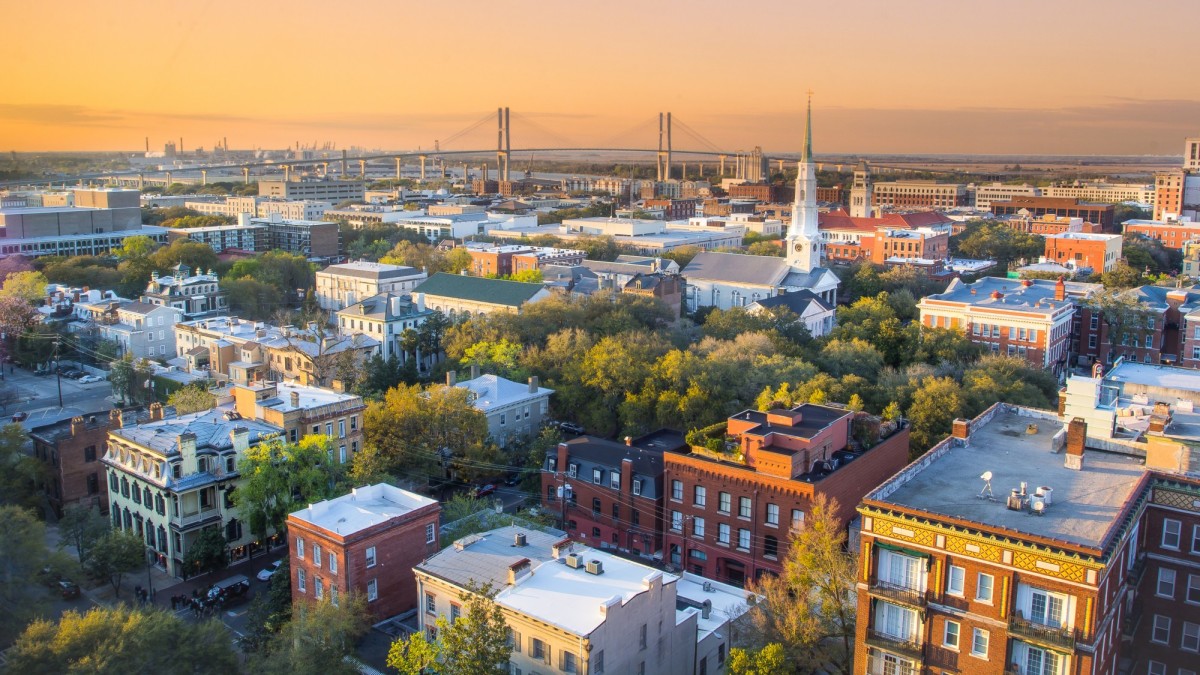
565, 553, 583, 568
585, 559, 604, 575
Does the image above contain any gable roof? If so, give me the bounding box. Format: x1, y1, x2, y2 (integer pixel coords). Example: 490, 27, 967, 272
414, 272, 545, 307
751, 289, 832, 315
682, 251, 790, 286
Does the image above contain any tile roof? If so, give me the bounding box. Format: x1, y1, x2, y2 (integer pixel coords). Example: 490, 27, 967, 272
414, 272, 545, 307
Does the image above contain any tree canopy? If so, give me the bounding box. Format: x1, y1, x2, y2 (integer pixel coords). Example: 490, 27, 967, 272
234, 435, 343, 543
388, 582, 511, 675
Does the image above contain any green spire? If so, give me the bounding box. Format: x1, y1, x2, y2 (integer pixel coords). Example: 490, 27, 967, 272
803, 92, 813, 161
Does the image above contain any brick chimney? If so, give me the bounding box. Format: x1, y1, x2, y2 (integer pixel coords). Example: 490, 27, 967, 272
109, 408, 124, 429
557, 442, 570, 477
149, 402, 164, 421
621, 457, 634, 496
290, 391, 300, 408
446, 370, 457, 387
528, 376, 539, 394
1065, 417, 1086, 470
952, 418, 971, 440
70, 416, 86, 436
1055, 276, 1066, 302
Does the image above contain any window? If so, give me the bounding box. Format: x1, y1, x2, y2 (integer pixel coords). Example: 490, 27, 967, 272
327, 552, 337, 574
313, 544, 322, 567
738, 529, 750, 551
718, 492, 731, 514
1029, 329, 1037, 342
592, 468, 602, 485
1030, 588, 1065, 628
1164, 519, 1182, 549
450, 603, 461, 622
765, 503, 779, 526
297, 568, 306, 593
875, 601, 916, 641
943, 620, 960, 649
84, 446, 97, 462
425, 523, 436, 544
1023, 645, 1059, 675
425, 592, 436, 614
592, 650, 603, 674
633, 479, 643, 496
738, 496, 751, 518
694, 486, 706, 507
610, 471, 619, 490
499, 413, 506, 426
671, 480, 683, 500
326, 423, 333, 437
315, 578, 323, 600
1189, 575, 1200, 604
1192, 524, 1200, 554
562, 651, 577, 673
718, 523, 730, 545
764, 535, 778, 559
508, 628, 521, 653
297, 537, 305, 559
330, 585, 338, 606
971, 627, 989, 658
878, 550, 923, 591
1183, 622, 1200, 652
1152, 615, 1171, 644
947, 565, 965, 597
639, 623, 647, 650
1159, 568, 1177, 598
531, 638, 547, 663
592, 498, 602, 516
612, 503, 620, 521
338, 420, 345, 438
693, 517, 705, 537
365, 546, 376, 568
671, 511, 683, 531
976, 573, 994, 603
791, 509, 804, 531
568, 462, 578, 478
367, 579, 378, 601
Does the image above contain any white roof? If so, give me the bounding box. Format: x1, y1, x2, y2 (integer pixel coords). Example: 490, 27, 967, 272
456, 374, 553, 411
290, 483, 436, 535
675, 573, 753, 637
495, 548, 678, 636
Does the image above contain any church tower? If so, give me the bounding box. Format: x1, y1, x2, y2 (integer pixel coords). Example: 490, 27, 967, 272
850, 160, 872, 218
786, 95, 822, 273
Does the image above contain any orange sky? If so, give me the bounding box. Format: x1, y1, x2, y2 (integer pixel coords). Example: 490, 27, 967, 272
4, 0, 1198, 155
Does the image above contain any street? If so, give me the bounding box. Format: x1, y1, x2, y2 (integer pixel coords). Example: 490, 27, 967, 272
3, 365, 114, 429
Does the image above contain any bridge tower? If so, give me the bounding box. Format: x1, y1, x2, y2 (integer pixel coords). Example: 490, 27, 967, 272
656, 113, 673, 181
496, 107, 511, 183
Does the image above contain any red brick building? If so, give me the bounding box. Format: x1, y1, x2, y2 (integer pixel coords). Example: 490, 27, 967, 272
1124, 218, 1200, 250
990, 196, 1116, 231
541, 432, 684, 557
287, 483, 440, 619
855, 403, 1200, 675
1041, 232, 1122, 273
29, 412, 111, 517
661, 404, 909, 587
1073, 285, 1200, 368
1001, 214, 1103, 235
644, 198, 698, 220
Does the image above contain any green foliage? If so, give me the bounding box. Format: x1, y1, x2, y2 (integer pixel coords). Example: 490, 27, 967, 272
746, 241, 783, 257
234, 436, 343, 544
112, 235, 158, 260
388, 582, 512, 675
150, 239, 219, 273
662, 244, 703, 268
1, 423, 47, 511
168, 384, 216, 415
183, 527, 228, 577
460, 338, 524, 379
1123, 233, 1180, 275
40, 256, 122, 291
728, 643, 787, 675
83, 529, 146, 597
0, 506, 51, 643
906, 376, 965, 456
951, 220, 1044, 271
160, 214, 235, 229
1100, 260, 1148, 289
505, 268, 544, 283
7, 606, 238, 674
362, 383, 493, 483
0, 269, 48, 303
250, 596, 370, 675
242, 557, 293, 653
141, 205, 202, 226
109, 356, 154, 404
222, 277, 278, 319
58, 504, 110, 565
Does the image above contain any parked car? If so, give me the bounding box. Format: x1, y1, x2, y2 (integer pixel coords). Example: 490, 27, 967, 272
256, 560, 282, 582
558, 422, 585, 435
66, 370, 87, 380
78, 375, 102, 384
207, 574, 251, 602
11, 411, 28, 423
504, 473, 522, 487
473, 483, 497, 498
58, 580, 80, 600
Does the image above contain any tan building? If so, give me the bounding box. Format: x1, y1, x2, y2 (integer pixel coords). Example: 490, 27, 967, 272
415, 525, 750, 675
315, 261, 427, 311
872, 180, 968, 210
232, 380, 365, 464
411, 273, 551, 319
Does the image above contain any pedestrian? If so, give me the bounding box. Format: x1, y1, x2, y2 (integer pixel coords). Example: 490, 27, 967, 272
170, 595, 176, 609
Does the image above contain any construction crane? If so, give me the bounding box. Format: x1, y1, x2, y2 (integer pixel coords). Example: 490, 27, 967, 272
525, 152, 535, 179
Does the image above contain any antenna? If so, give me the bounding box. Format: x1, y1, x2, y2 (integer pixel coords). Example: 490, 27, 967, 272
978, 471, 995, 500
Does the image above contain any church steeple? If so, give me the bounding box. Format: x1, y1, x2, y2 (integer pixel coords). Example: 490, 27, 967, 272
787, 92, 821, 273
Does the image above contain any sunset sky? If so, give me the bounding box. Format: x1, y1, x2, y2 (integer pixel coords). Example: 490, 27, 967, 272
4, 0, 1198, 155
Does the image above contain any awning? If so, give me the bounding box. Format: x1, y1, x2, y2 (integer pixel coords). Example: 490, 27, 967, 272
874, 541, 930, 559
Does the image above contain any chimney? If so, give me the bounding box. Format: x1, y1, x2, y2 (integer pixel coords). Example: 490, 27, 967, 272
447, 370, 457, 387
1065, 417, 1086, 470
470, 364, 480, 380
414, 292, 426, 313
952, 418, 971, 440
149, 402, 164, 421
70, 416, 86, 437
109, 408, 124, 429
230, 426, 250, 454
291, 391, 300, 408
1055, 276, 1066, 302
528, 376, 539, 394
177, 432, 197, 458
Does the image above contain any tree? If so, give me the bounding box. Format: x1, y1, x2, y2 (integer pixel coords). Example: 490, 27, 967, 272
112, 235, 158, 260
746, 241, 783, 257
251, 596, 370, 675
150, 238, 219, 274
7, 606, 238, 674
222, 277, 278, 319
183, 526, 228, 577
0, 269, 48, 303
907, 376, 965, 456
234, 436, 341, 545
743, 494, 856, 675
109, 356, 154, 405
168, 383, 216, 415
388, 582, 511, 675
0, 296, 39, 367
662, 244, 703, 268
506, 268, 544, 283
0, 423, 45, 510
84, 529, 145, 597
58, 503, 110, 565
363, 383, 490, 482
1100, 260, 1146, 289
951, 220, 1044, 271
1089, 288, 1157, 354
728, 643, 787, 675
0, 506, 51, 643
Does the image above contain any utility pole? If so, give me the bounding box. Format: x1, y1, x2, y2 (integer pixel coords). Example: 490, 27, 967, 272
53, 337, 63, 408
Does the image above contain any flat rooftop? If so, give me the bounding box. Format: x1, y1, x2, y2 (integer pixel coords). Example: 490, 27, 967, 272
1106, 361, 1200, 394
877, 408, 1146, 549
290, 484, 436, 535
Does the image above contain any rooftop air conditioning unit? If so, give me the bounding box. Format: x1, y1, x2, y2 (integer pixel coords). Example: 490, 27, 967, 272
586, 559, 604, 575
565, 553, 583, 569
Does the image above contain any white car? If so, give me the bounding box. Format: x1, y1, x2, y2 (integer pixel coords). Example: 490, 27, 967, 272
256, 560, 282, 582
78, 375, 103, 384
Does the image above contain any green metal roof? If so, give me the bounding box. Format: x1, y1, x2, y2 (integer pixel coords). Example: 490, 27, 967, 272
414, 272, 544, 307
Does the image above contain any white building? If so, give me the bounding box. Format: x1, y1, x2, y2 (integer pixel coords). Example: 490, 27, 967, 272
141, 263, 228, 320
972, 183, 1040, 210
747, 289, 836, 338
315, 261, 428, 312
98, 302, 184, 361
451, 371, 554, 447
336, 292, 435, 362
1041, 181, 1156, 207
414, 526, 750, 675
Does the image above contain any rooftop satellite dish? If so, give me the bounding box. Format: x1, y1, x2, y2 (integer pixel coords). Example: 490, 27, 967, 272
978, 471, 995, 500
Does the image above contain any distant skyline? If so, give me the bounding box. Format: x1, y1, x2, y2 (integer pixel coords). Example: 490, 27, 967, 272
4, 0, 1198, 155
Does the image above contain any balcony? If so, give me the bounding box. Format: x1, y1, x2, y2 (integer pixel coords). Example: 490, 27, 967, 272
1122, 603, 1143, 639
866, 629, 923, 660
1009, 614, 1077, 651
869, 578, 927, 608
1126, 556, 1146, 587
865, 652, 919, 675
172, 508, 222, 530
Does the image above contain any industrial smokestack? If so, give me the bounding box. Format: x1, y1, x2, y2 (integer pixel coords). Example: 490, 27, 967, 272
145, 137, 149, 153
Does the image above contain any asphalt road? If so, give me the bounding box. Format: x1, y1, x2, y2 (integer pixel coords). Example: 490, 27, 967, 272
3, 365, 114, 429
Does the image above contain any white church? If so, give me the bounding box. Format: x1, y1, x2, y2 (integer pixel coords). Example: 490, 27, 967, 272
682, 99, 840, 321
